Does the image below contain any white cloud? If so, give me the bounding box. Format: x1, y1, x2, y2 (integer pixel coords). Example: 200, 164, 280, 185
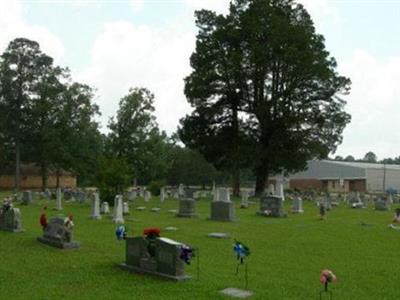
0, 0, 64, 63
335, 50, 400, 159
298, 0, 342, 32
183, 0, 230, 15
76, 21, 195, 134
130, 0, 144, 13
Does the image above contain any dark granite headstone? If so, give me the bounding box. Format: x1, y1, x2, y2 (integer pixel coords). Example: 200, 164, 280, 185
21, 191, 32, 205
210, 201, 235, 221
121, 236, 191, 281
0, 207, 23, 232
258, 195, 287, 217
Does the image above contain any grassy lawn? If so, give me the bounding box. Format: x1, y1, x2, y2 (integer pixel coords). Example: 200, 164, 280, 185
0, 191, 399, 300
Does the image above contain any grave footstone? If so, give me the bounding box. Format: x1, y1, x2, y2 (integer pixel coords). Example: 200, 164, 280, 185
208, 232, 229, 239
220, 288, 253, 299
113, 195, 124, 223
151, 207, 161, 213
258, 195, 287, 217
100, 201, 110, 214
91, 193, 102, 219
37, 217, 79, 249
0, 206, 23, 232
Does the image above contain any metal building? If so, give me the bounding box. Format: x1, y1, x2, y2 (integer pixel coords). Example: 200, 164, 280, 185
288, 160, 400, 193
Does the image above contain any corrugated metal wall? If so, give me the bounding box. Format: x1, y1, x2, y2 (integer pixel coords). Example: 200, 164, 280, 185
290, 160, 366, 179
366, 168, 400, 192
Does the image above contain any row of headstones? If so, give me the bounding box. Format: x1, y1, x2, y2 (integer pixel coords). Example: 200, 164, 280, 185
19, 188, 88, 205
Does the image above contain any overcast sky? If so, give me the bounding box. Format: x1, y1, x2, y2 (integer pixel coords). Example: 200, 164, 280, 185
1, 0, 400, 161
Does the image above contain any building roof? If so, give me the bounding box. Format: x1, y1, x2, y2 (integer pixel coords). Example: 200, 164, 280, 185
323, 160, 400, 170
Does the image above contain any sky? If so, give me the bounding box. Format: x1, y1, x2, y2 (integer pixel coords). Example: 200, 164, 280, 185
1, 0, 400, 161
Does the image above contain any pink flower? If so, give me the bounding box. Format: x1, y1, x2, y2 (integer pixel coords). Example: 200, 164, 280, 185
320, 269, 337, 284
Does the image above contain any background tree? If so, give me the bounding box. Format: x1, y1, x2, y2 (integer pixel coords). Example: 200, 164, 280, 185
0, 38, 50, 190
180, 0, 351, 196
363, 151, 377, 163
344, 155, 355, 162
108, 87, 171, 184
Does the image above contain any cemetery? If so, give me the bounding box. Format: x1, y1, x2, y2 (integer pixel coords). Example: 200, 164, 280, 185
0, 0, 398, 299
1, 189, 400, 299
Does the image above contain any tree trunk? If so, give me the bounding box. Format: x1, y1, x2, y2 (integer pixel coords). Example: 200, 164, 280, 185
41, 162, 48, 191
15, 140, 20, 191
232, 168, 240, 197
255, 164, 268, 197
56, 167, 60, 188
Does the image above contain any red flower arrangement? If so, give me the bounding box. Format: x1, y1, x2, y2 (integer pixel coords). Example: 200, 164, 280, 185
143, 227, 161, 237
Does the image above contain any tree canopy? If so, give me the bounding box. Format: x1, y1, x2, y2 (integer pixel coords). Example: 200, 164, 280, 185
179, 0, 351, 195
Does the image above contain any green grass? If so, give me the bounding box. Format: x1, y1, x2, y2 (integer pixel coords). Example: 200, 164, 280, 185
0, 191, 399, 300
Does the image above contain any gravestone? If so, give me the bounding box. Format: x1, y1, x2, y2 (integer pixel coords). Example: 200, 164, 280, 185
91, 193, 102, 219
176, 189, 198, 218
208, 232, 229, 239
178, 184, 185, 197
55, 188, 63, 211
268, 183, 275, 195
113, 195, 124, 223
44, 189, 52, 199
100, 201, 110, 214
63, 190, 72, 201
76, 190, 86, 203
22, 191, 32, 205
123, 202, 130, 215
258, 195, 287, 217
0, 206, 23, 232
375, 198, 390, 211
277, 182, 285, 201
292, 196, 304, 213
240, 190, 249, 208
120, 236, 191, 280
210, 188, 235, 221
144, 191, 151, 202
160, 187, 165, 203
37, 217, 79, 249
127, 190, 137, 201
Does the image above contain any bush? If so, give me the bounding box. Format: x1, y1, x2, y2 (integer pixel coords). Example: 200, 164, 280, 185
147, 180, 166, 196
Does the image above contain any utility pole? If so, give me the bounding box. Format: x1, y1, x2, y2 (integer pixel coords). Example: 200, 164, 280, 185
382, 163, 386, 193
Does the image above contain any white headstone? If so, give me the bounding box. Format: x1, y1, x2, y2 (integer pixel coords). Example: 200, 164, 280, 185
217, 188, 231, 202
113, 195, 124, 223
91, 192, 101, 219
100, 201, 110, 214
268, 184, 275, 195
278, 183, 285, 201
160, 187, 165, 203
55, 188, 62, 211
123, 202, 130, 215
178, 184, 184, 197
213, 187, 219, 202
144, 191, 151, 202
292, 196, 304, 213
241, 190, 249, 208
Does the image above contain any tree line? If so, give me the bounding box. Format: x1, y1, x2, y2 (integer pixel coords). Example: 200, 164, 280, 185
1, 0, 352, 197
333, 151, 400, 164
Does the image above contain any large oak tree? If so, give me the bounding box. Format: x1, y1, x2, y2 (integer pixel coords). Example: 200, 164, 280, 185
179, 0, 351, 195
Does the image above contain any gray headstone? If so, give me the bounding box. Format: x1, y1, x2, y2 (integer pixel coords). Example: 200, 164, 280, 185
210, 201, 235, 221
37, 216, 79, 249
160, 187, 165, 203
292, 196, 304, 213
121, 236, 190, 281
136, 206, 146, 211
220, 288, 253, 299
176, 198, 198, 218
144, 191, 151, 202
240, 190, 249, 208
258, 195, 286, 217
22, 191, 32, 205
91, 193, 102, 219
0, 207, 23, 232
375, 198, 390, 211
217, 188, 230, 202
151, 207, 161, 212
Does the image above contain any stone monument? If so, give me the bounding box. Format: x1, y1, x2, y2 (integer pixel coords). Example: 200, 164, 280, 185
113, 195, 124, 223
176, 189, 198, 218
0, 205, 23, 232
100, 201, 110, 214
210, 188, 235, 221
37, 217, 79, 249
258, 195, 286, 217
91, 192, 102, 219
